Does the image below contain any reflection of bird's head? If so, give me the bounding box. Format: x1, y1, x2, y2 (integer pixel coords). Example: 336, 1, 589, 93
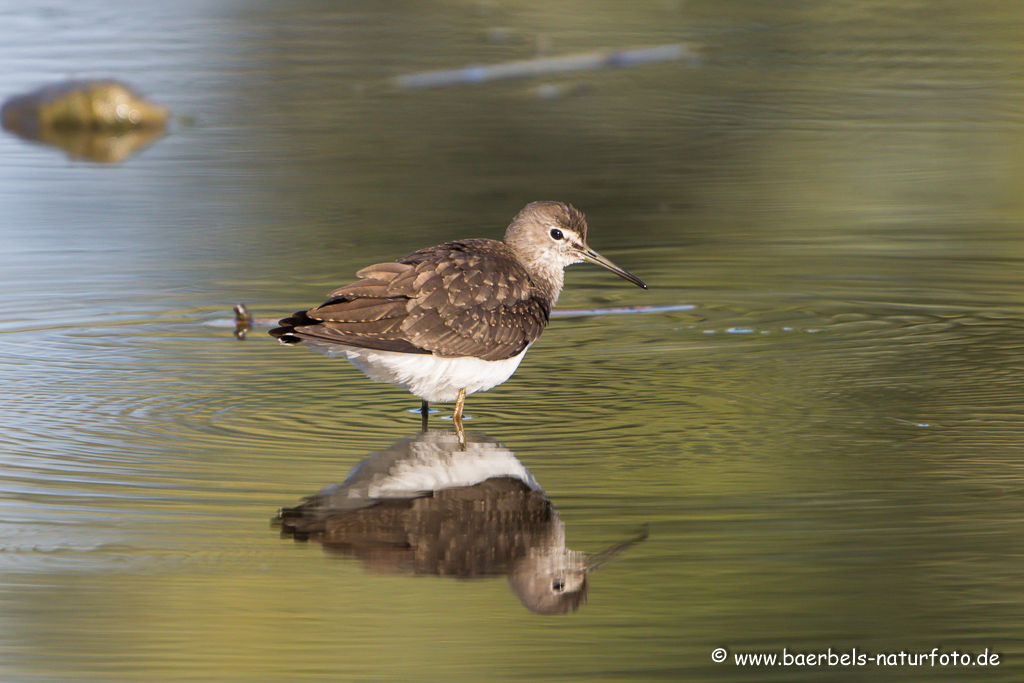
507, 523, 650, 615
507, 548, 589, 615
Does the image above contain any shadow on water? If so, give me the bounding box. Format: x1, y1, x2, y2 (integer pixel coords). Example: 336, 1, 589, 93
274, 429, 646, 615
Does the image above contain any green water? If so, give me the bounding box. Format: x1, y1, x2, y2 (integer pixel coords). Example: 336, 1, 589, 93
2, 1, 1023, 681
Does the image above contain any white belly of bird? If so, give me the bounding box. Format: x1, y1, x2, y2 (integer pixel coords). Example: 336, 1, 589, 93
323, 344, 532, 403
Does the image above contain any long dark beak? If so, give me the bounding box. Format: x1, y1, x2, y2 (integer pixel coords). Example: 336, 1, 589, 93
585, 526, 649, 572
579, 247, 648, 289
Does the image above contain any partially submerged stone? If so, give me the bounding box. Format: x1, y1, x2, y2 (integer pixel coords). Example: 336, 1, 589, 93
3, 79, 168, 132
2, 80, 169, 162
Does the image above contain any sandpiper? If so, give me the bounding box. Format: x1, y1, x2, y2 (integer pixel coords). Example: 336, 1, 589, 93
270, 201, 646, 424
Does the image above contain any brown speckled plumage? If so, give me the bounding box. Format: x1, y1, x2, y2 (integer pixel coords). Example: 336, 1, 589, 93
273, 238, 549, 361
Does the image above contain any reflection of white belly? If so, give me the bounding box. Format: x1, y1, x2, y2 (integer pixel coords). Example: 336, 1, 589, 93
320, 343, 532, 403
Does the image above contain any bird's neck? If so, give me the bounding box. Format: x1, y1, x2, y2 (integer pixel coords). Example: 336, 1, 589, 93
518, 252, 564, 307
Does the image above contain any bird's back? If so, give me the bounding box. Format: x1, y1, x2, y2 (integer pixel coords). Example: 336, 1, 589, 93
271, 238, 551, 361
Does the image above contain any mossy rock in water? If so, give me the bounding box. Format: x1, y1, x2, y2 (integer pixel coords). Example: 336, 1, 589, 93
2, 80, 168, 134
2, 80, 169, 162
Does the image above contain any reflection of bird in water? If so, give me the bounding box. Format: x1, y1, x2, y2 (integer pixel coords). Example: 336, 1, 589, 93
275, 430, 646, 614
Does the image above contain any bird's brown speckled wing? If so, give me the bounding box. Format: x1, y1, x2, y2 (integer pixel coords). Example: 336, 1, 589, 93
270, 239, 550, 361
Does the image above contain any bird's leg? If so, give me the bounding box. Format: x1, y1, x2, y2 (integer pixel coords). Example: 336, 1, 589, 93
453, 388, 466, 422
420, 400, 429, 431
453, 388, 466, 447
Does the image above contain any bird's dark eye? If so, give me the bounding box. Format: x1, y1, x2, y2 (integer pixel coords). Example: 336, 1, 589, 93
552, 578, 566, 592
550, 228, 564, 241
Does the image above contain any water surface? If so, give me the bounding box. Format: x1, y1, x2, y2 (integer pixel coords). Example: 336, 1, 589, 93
2, 1, 1023, 681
